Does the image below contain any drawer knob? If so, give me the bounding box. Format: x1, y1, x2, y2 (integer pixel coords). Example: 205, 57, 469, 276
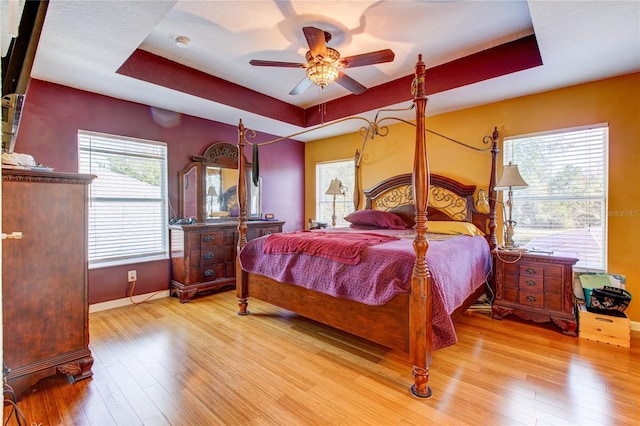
525, 267, 537, 274
525, 279, 536, 286
204, 253, 214, 260
203, 235, 213, 242
525, 295, 537, 303
204, 269, 214, 277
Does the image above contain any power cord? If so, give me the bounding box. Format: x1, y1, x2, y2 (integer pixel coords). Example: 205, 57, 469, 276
494, 248, 525, 264
127, 279, 163, 307
3, 382, 28, 426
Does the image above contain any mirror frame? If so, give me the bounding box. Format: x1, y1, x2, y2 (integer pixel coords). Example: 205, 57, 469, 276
178, 142, 260, 223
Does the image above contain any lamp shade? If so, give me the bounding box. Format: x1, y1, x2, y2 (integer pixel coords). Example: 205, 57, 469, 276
495, 162, 528, 190
325, 178, 344, 195
306, 63, 339, 88
207, 186, 217, 197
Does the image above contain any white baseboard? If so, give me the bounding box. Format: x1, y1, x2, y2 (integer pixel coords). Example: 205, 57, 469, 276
89, 290, 171, 313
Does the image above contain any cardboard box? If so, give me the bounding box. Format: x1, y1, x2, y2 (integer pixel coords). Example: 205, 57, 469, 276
574, 272, 626, 307
577, 303, 630, 348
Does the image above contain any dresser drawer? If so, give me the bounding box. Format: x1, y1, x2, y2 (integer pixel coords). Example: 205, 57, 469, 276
201, 231, 225, 246
201, 245, 234, 265
200, 263, 227, 281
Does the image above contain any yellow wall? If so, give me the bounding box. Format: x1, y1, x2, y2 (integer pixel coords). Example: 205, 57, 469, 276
305, 72, 640, 322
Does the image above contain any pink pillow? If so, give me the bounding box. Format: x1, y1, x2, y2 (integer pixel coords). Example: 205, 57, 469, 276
344, 210, 409, 230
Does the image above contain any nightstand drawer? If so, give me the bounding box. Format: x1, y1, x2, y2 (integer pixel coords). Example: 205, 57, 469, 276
503, 287, 518, 302
519, 263, 544, 277
519, 291, 544, 308
503, 274, 519, 289
544, 278, 563, 294
520, 262, 562, 279
519, 275, 543, 292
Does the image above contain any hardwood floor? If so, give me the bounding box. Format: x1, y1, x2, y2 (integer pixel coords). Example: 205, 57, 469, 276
4, 290, 639, 425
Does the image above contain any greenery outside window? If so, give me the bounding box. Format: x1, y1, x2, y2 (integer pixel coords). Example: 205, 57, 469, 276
504, 124, 608, 270
315, 159, 355, 227
78, 131, 169, 267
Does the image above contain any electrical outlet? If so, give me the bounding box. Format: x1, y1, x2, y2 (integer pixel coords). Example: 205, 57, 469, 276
128, 270, 137, 282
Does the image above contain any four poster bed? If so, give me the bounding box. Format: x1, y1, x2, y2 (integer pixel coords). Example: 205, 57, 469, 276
234, 55, 499, 397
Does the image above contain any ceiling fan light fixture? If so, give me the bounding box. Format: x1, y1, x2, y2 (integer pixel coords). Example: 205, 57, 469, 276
305, 47, 340, 64
306, 63, 339, 88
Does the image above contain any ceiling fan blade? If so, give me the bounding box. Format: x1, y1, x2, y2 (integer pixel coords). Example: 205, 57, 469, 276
335, 71, 367, 95
289, 77, 313, 95
250, 59, 306, 68
302, 26, 328, 58
338, 49, 395, 69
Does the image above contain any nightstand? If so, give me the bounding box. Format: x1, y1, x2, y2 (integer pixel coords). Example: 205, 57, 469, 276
492, 250, 578, 336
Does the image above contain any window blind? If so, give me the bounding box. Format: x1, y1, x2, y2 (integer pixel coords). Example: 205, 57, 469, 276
78, 131, 169, 266
315, 159, 355, 227
504, 124, 608, 270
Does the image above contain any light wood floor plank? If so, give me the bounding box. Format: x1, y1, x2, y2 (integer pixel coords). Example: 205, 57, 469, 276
4, 290, 639, 425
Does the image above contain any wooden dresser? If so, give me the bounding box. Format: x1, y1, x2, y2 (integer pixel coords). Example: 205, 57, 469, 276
2, 169, 95, 398
492, 250, 578, 336
169, 220, 284, 302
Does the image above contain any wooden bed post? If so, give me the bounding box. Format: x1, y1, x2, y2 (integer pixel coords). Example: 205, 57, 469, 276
488, 127, 500, 250
409, 54, 432, 398
353, 149, 362, 210
236, 119, 250, 315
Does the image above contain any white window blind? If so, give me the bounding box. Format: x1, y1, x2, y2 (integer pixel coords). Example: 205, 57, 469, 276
315, 159, 355, 227
78, 131, 169, 266
504, 124, 608, 270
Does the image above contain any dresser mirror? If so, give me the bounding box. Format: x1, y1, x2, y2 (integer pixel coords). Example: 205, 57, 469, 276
178, 142, 261, 223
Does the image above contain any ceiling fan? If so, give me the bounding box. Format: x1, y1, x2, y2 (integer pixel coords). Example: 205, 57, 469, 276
249, 26, 395, 95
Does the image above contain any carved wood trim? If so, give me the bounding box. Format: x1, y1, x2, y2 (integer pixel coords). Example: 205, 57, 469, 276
2, 169, 95, 185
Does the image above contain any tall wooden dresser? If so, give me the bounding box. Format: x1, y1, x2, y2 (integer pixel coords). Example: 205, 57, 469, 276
169, 220, 284, 302
2, 169, 95, 398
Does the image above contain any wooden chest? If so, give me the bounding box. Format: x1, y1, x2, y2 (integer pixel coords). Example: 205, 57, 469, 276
2, 169, 95, 398
169, 220, 283, 302
492, 250, 578, 335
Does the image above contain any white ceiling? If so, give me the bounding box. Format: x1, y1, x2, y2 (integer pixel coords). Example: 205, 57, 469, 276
29, 0, 640, 142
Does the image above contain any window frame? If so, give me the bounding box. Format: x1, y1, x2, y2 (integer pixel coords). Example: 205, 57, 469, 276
78, 130, 169, 268
503, 123, 608, 271
315, 159, 355, 228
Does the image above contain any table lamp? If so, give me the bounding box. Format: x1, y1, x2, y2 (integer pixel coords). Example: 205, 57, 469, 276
494, 162, 528, 249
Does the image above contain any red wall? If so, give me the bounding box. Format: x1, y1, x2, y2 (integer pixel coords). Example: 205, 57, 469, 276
15, 79, 305, 303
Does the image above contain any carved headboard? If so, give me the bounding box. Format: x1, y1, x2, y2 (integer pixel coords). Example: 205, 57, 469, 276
363, 173, 490, 234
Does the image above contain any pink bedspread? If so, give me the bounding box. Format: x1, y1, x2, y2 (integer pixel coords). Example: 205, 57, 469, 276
262, 230, 399, 265
239, 228, 491, 350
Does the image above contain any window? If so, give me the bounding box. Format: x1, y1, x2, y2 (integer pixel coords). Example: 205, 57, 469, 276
78, 131, 169, 267
316, 159, 355, 227
504, 124, 608, 270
